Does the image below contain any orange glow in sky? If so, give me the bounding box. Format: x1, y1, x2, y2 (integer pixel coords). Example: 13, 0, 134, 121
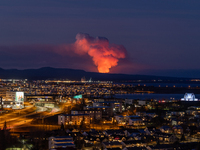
73, 33, 126, 73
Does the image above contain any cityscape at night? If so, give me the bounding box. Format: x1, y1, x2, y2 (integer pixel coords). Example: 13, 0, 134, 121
1, 0, 200, 150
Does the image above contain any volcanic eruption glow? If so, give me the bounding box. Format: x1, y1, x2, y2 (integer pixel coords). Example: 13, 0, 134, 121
73, 33, 126, 73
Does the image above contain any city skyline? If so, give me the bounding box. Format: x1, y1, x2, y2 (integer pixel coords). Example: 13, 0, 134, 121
1, 1, 200, 149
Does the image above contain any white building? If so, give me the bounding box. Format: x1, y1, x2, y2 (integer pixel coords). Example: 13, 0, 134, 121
138, 100, 146, 106
48, 136, 75, 150
181, 93, 198, 101
125, 99, 134, 105
114, 115, 126, 125
1, 91, 24, 109
126, 115, 144, 126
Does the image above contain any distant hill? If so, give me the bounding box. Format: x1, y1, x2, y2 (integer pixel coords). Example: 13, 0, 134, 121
0, 67, 189, 81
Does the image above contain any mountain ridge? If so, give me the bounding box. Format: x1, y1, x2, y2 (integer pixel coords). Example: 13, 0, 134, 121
0, 67, 190, 81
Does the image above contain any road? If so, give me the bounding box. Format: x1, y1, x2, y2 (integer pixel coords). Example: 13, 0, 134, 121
0, 102, 74, 133
0, 102, 57, 131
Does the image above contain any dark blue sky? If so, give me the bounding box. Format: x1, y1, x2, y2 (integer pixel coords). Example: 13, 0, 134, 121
1, 0, 200, 77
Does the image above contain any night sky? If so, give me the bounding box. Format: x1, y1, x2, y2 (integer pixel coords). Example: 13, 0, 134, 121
1, 0, 200, 77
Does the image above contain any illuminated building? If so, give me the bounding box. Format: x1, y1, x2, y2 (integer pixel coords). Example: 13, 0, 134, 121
48, 136, 75, 149
26, 95, 56, 108
102, 141, 123, 149
0, 88, 7, 100
181, 93, 198, 101
26, 95, 54, 102
71, 110, 102, 120
6, 91, 15, 101
84, 106, 112, 118
126, 115, 144, 126
1, 91, 24, 109
81, 76, 86, 82
58, 114, 90, 125
93, 100, 122, 113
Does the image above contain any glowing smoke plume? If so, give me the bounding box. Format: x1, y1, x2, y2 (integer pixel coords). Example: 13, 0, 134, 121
73, 33, 126, 73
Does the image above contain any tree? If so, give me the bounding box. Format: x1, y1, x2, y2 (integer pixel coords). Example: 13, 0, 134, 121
80, 117, 86, 130
0, 129, 7, 150
195, 142, 200, 150
75, 134, 84, 149
173, 140, 180, 148
156, 140, 160, 145
0, 121, 9, 150
151, 116, 165, 127
181, 134, 186, 141
3, 121, 7, 130
61, 122, 65, 130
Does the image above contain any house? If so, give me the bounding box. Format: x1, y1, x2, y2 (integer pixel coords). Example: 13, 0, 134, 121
88, 130, 104, 138
124, 147, 147, 150
105, 148, 122, 150
84, 136, 97, 146
102, 141, 124, 149
144, 127, 156, 135
171, 118, 178, 126
147, 144, 174, 150
136, 112, 146, 117
122, 140, 146, 147
49, 148, 77, 150
145, 113, 157, 118
126, 116, 144, 126
83, 130, 105, 145
186, 106, 200, 115
115, 115, 126, 125
104, 130, 125, 137
166, 111, 185, 117
173, 125, 183, 134
71, 132, 84, 141
140, 134, 156, 143
112, 135, 127, 142
159, 126, 172, 134
124, 129, 141, 137
154, 132, 178, 142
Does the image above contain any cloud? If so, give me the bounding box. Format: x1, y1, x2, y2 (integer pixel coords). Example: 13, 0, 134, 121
0, 45, 94, 71
62, 33, 127, 73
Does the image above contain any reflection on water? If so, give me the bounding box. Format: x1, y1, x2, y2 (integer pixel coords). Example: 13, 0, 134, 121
114, 82, 200, 88
114, 93, 200, 100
